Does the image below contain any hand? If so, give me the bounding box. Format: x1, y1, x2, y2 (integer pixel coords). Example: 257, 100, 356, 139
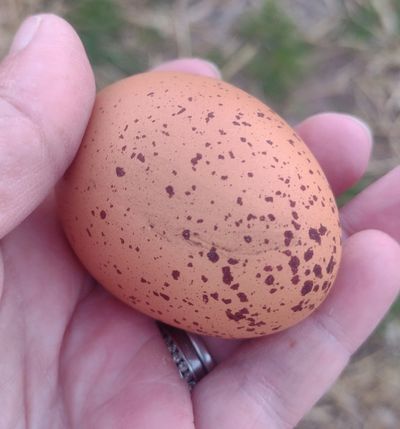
1, 15, 399, 429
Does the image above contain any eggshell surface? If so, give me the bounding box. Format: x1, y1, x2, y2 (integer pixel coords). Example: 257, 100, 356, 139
58, 72, 342, 339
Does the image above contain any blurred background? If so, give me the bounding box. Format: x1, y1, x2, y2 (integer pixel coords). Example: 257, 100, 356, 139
1, 0, 399, 427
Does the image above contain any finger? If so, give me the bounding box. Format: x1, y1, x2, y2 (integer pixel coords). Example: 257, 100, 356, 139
151, 71, 371, 199
0, 14, 95, 239
0, 245, 3, 300
152, 58, 221, 78
296, 113, 372, 196
193, 230, 400, 429
151, 65, 373, 363
341, 166, 400, 241
203, 113, 373, 362
145, 65, 370, 203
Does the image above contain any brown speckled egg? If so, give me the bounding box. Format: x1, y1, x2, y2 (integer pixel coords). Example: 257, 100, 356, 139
57, 71, 342, 339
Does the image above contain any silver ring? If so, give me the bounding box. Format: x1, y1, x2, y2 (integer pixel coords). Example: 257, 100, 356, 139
158, 322, 216, 389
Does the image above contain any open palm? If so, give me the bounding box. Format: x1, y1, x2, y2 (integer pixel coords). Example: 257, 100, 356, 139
1, 15, 399, 429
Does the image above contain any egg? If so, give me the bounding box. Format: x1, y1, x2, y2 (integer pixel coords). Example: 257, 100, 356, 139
57, 71, 341, 339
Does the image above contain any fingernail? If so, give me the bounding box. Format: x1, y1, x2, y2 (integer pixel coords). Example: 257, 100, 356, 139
351, 116, 373, 144
202, 60, 222, 79
9, 15, 43, 54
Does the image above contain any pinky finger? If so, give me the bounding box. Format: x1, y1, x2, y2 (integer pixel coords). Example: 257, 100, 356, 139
193, 230, 400, 429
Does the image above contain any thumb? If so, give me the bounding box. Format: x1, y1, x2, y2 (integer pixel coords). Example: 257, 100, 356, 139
0, 14, 95, 239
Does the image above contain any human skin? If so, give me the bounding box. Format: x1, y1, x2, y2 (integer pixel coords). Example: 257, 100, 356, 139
0, 14, 399, 429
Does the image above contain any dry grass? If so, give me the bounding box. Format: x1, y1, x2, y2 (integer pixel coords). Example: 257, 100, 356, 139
281, 0, 400, 180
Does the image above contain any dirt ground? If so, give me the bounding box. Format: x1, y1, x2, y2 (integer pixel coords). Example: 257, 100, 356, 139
1, 1, 399, 428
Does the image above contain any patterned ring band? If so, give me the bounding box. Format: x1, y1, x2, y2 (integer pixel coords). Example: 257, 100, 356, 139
158, 323, 216, 389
